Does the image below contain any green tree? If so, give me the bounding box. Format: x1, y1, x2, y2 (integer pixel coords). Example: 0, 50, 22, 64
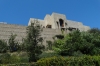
88, 28, 100, 34
24, 20, 44, 62
8, 33, 19, 52
53, 30, 99, 56
0, 40, 7, 53
53, 39, 65, 54
53, 30, 82, 56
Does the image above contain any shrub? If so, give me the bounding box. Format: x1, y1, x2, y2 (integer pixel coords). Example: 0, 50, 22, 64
0, 40, 7, 53
72, 51, 84, 57
0, 53, 29, 64
35, 56, 67, 66
35, 56, 100, 66
39, 51, 60, 59
0, 53, 20, 64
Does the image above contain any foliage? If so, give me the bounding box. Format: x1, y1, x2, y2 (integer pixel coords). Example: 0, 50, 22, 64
72, 50, 84, 57
0, 53, 20, 64
35, 56, 67, 66
53, 30, 100, 56
19, 53, 29, 63
35, 56, 100, 66
8, 33, 19, 52
1, 55, 100, 66
53, 38, 65, 54
46, 41, 53, 50
19, 39, 27, 51
0, 52, 29, 64
39, 51, 60, 59
0, 40, 7, 53
88, 28, 100, 34
24, 20, 44, 62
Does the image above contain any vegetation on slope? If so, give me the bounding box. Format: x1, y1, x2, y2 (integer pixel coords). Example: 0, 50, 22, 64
1, 20, 100, 66
53, 28, 100, 56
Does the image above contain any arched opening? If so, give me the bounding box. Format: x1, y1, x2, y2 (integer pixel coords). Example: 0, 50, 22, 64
59, 19, 64, 28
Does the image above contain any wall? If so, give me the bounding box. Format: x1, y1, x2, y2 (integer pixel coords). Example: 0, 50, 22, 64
0, 23, 26, 44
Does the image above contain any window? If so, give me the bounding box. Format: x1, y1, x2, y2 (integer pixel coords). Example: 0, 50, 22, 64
46, 25, 52, 28
59, 19, 64, 27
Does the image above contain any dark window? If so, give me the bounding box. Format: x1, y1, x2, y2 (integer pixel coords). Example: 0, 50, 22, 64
59, 19, 64, 27
46, 25, 52, 28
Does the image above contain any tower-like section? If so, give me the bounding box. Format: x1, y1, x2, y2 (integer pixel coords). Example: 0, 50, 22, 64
50, 12, 67, 29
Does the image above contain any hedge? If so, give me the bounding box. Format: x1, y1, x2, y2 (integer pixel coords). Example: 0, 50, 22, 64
1, 56, 100, 66
35, 56, 100, 66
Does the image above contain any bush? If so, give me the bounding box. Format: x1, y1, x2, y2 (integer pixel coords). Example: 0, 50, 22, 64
72, 51, 84, 57
39, 51, 60, 59
0, 40, 7, 53
35, 56, 100, 66
35, 56, 67, 66
0, 53, 20, 64
19, 54, 29, 63
0, 53, 29, 64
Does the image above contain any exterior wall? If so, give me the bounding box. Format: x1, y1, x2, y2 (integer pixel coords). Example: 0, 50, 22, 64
44, 14, 52, 28
67, 20, 90, 31
41, 28, 62, 46
0, 23, 26, 44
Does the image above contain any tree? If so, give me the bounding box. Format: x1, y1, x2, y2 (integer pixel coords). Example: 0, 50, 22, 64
88, 28, 100, 34
8, 33, 19, 52
53, 30, 82, 56
24, 20, 44, 62
0, 40, 7, 53
53, 30, 98, 56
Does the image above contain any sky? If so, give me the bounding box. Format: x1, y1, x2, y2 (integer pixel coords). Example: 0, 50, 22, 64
0, 0, 100, 28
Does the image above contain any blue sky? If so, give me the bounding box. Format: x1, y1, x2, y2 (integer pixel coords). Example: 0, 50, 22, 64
0, 0, 100, 28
